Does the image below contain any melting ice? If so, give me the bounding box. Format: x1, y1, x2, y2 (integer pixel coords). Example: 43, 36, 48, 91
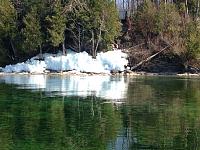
2, 50, 128, 74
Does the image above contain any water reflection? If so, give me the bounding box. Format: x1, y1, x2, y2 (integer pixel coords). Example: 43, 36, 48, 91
0, 75, 128, 100
0, 76, 200, 149
124, 77, 200, 149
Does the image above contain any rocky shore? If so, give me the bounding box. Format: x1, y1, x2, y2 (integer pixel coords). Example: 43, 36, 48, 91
0, 69, 199, 77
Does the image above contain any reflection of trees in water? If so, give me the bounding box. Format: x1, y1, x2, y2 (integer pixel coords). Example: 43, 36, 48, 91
1, 77, 200, 149
124, 77, 200, 149
0, 85, 122, 150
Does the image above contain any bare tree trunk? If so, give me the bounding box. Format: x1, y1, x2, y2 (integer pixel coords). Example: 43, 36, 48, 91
156, 0, 160, 7
164, 0, 167, 10
196, 0, 200, 19
9, 38, 16, 60
40, 45, 42, 56
136, 0, 139, 10
60, 56, 63, 74
185, 0, 188, 15
131, 0, 135, 16
38, 44, 43, 60
94, 26, 102, 59
78, 25, 81, 52
62, 43, 66, 55
127, 0, 130, 9
63, 33, 67, 55
91, 30, 95, 57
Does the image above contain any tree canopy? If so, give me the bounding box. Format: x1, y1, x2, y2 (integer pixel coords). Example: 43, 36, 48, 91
0, 0, 120, 64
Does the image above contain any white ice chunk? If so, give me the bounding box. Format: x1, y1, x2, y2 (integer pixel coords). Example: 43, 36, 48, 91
2, 49, 128, 73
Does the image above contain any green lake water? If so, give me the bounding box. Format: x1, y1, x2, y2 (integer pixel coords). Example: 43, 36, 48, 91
0, 75, 200, 150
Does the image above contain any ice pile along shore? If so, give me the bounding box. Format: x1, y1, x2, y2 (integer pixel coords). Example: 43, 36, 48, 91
2, 49, 128, 74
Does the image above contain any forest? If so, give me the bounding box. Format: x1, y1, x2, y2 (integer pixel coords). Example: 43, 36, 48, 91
0, 0, 200, 73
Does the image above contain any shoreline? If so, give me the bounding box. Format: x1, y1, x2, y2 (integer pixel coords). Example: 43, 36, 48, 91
0, 71, 200, 77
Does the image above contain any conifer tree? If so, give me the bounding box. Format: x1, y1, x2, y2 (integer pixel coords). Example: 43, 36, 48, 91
89, 0, 120, 57
22, 8, 43, 53
46, 2, 67, 49
0, 0, 17, 58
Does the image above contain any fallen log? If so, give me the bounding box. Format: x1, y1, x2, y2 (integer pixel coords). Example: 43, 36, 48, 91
131, 45, 171, 70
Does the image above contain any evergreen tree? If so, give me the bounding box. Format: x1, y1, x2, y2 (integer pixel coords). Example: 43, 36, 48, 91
89, 0, 120, 57
22, 8, 43, 53
0, 0, 17, 58
46, 2, 67, 49
66, 0, 120, 57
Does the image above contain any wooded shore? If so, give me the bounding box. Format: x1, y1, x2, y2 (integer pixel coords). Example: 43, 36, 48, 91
0, 1, 200, 72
